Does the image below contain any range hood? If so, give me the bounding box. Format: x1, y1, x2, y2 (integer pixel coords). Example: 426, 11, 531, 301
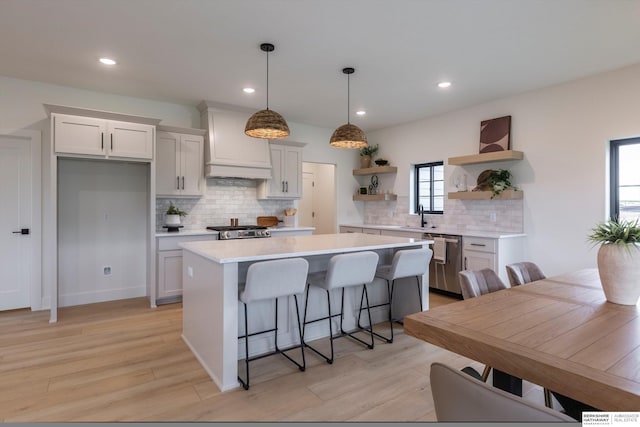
198, 101, 272, 179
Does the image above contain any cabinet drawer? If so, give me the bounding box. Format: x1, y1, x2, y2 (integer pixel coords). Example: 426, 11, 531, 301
157, 233, 218, 251
463, 237, 497, 253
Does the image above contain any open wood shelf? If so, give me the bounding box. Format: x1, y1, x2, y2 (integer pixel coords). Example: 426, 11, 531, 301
448, 150, 524, 166
353, 166, 398, 175
447, 190, 523, 200
353, 193, 398, 201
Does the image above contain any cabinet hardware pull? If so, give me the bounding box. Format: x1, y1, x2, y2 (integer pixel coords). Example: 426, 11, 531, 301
282, 181, 285, 192
101, 132, 104, 150
182, 176, 185, 190
110, 134, 113, 150
285, 181, 288, 192
12, 228, 30, 235
470, 243, 486, 247
177, 176, 180, 190
464, 257, 467, 269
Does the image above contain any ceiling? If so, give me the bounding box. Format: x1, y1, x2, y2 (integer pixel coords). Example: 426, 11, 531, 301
2, 0, 640, 131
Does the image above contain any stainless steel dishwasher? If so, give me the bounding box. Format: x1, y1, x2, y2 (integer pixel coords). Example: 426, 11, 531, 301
423, 232, 463, 297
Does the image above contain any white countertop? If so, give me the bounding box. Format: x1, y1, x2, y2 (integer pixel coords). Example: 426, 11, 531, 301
155, 230, 219, 238
156, 226, 314, 238
267, 226, 315, 232
180, 233, 428, 264
340, 223, 526, 239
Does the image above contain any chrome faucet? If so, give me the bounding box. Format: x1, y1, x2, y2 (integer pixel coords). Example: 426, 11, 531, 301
419, 204, 427, 228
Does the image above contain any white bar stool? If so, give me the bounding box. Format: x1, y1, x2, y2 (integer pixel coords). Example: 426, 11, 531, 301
364, 247, 433, 343
237, 257, 309, 390
302, 251, 379, 364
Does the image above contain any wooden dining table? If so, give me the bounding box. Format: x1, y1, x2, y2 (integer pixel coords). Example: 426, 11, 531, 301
404, 268, 640, 411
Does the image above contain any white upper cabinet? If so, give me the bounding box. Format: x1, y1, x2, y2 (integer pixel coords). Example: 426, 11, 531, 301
156, 126, 205, 197
198, 103, 272, 179
257, 141, 305, 199
49, 107, 158, 161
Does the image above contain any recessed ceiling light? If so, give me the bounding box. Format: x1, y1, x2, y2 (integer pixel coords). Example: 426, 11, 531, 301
243, 87, 255, 94
99, 58, 116, 65
438, 81, 451, 88
356, 110, 366, 116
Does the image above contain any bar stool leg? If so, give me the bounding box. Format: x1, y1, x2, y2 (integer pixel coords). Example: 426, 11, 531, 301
342, 286, 374, 349
302, 285, 335, 364
293, 294, 306, 371
357, 279, 394, 343
238, 303, 250, 390
416, 276, 423, 311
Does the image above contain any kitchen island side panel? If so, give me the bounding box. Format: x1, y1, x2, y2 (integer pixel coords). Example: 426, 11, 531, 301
181, 250, 239, 391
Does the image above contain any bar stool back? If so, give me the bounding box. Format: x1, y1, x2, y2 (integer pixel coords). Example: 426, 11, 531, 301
302, 251, 379, 364
238, 257, 309, 390
366, 247, 433, 343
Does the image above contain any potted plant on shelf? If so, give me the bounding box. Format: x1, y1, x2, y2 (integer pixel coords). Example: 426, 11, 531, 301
359, 144, 379, 168
473, 169, 516, 198
588, 217, 640, 305
165, 201, 187, 226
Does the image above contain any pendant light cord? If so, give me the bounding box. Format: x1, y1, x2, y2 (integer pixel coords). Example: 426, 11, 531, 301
265, 49, 270, 110
346, 72, 350, 124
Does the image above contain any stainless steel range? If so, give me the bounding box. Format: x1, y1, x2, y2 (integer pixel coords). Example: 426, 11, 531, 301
206, 225, 271, 240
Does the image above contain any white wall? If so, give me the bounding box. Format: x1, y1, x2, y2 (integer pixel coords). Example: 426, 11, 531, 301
58, 159, 149, 306
368, 63, 640, 276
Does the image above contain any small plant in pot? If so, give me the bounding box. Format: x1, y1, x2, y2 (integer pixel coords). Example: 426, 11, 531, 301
165, 201, 187, 226
588, 217, 640, 305
473, 169, 516, 199
359, 144, 379, 168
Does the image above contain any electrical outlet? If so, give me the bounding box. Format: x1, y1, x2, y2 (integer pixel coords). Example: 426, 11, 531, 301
490, 212, 497, 223
103, 266, 112, 275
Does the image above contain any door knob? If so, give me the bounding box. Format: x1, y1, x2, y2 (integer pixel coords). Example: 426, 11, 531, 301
12, 228, 30, 235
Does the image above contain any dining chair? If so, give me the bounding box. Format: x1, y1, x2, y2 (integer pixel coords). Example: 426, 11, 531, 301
237, 257, 309, 390
302, 251, 379, 364
430, 362, 575, 422
505, 261, 546, 287
457, 268, 508, 381
458, 268, 507, 300
364, 247, 433, 343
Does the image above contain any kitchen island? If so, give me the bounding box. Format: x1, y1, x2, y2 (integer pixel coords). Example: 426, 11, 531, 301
180, 233, 431, 392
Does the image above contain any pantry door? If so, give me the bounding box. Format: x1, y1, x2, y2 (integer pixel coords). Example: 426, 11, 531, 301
0, 130, 41, 311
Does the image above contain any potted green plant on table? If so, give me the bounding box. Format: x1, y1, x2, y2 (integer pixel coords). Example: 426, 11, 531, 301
165, 201, 188, 226
588, 217, 640, 305
359, 144, 379, 168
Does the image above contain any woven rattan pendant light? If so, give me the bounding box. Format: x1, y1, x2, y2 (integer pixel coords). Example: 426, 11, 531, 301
245, 43, 290, 139
329, 67, 367, 148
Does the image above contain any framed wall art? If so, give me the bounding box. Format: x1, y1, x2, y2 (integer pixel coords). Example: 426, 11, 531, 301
479, 115, 511, 153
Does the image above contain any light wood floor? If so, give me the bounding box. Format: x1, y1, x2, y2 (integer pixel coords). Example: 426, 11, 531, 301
0, 292, 549, 422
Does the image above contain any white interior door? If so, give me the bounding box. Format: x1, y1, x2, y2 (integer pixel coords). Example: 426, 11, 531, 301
300, 171, 314, 229
0, 130, 40, 311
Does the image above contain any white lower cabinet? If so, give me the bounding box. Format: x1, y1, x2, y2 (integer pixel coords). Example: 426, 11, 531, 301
462, 236, 524, 286
157, 250, 183, 301
156, 233, 218, 304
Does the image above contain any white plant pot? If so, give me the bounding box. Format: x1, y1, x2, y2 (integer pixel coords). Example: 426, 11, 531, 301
597, 243, 640, 305
165, 214, 181, 226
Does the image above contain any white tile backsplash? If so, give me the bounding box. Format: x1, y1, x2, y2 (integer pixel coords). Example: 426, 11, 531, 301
363, 195, 523, 232
156, 178, 294, 231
